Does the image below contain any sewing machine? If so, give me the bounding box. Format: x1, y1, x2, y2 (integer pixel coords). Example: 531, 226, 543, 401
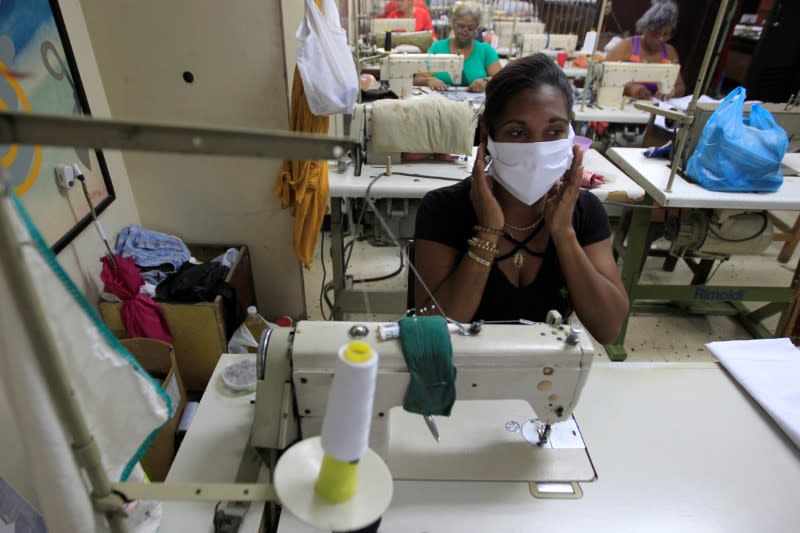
372, 18, 416, 34
493, 20, 545, 53
522, 33, 579, 55
590, 61, 680, 108
251, 318, 597, 483
379, 53, 463, 98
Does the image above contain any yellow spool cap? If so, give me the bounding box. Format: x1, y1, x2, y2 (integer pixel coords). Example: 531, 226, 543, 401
315, 454, 358, 503
343, 341, 373, 364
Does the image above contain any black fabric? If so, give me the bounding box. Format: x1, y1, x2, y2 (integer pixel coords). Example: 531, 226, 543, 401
414, 177, 611, 322
156, 262, 243, 339
360, 88, 399, 102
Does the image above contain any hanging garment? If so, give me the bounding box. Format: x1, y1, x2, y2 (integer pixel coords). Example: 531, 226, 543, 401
274, 64, 331, 269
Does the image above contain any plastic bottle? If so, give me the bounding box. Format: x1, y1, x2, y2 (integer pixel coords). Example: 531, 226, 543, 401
243, 306, 270, 353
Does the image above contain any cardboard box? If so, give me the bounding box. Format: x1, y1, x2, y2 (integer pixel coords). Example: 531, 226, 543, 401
120, 338, 187, 482
100, 245, 256, 392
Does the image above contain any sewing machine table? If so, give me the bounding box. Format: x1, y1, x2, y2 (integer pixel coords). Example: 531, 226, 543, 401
605, 148, 800, 360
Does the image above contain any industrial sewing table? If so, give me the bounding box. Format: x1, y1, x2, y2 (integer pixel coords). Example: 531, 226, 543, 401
327, 148, 645, 319
605, 148, 800, 360
162, 354, 800, 532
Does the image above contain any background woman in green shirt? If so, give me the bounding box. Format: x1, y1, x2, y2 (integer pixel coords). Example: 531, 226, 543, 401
413, 1, 502, 93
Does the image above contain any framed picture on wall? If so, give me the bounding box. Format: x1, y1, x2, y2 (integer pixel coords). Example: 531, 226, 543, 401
0, 0, 115, 253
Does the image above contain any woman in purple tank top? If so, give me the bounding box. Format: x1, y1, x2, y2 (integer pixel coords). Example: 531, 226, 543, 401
604, 0, 686, 100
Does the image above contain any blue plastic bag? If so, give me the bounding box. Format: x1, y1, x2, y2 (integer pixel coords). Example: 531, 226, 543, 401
686, 86, 788, 192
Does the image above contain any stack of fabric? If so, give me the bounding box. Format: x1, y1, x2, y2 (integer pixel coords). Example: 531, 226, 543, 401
101, 225, 242, 342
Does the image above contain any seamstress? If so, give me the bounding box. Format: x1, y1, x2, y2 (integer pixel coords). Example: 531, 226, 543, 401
413, 2, 501, 93
604, 0, 686, 99
384, 0, 436, 36
413, 53, 628, 344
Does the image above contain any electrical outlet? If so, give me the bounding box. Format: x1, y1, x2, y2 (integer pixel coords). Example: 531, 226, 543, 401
55, 164, 76, 189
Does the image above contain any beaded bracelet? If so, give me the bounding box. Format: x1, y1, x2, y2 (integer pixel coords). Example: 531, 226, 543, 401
467, 237, 500, 255
473, 225, 503, 237
466, 250, 492, 268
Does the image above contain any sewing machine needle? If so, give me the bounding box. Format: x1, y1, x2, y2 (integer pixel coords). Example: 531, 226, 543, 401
424, 415, 440, 442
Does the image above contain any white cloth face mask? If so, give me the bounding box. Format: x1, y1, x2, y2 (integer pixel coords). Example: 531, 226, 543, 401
486, 126, 575, 206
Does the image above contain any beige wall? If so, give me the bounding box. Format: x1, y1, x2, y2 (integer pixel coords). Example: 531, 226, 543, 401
56, 0, 141, 303
80, 0, 307, 319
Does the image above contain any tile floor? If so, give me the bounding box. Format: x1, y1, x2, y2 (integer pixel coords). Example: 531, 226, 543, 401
302, 212, 799, 363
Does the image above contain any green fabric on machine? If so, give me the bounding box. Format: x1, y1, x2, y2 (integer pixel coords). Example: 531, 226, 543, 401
398, 316, 457, 416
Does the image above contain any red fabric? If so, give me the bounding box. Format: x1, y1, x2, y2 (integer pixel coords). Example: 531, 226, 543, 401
386, 7, 436, 38
582, 169, 606, 189
380, 0, 427, 18
101, 255, 172, 343
588, 121, 609, 135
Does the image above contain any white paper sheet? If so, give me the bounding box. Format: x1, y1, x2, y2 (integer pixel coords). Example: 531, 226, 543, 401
706, 338, 800, 449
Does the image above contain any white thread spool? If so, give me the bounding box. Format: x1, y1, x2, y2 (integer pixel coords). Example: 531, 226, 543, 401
274, 341, 392, 530
320, 341, 378, 463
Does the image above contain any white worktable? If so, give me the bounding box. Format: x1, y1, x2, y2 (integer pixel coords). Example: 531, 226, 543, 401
608, 148, 800, 209
330, 149, 645, 203
278, 361, 800, 533
160, 354, 266, 532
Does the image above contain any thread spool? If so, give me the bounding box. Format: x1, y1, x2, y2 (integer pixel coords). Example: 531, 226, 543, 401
315, 341, 378, 503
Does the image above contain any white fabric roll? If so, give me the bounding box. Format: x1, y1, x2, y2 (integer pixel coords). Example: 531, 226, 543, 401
319, 344, 379, 462
371, 98, 477, 155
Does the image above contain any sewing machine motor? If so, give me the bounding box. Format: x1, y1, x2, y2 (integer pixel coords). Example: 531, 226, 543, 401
664, 209, 774, 259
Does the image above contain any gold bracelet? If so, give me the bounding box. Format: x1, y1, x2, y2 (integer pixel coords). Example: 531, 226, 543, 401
467, 237, 500, 255
466, 250, 493, 268
473, 225, 503, 236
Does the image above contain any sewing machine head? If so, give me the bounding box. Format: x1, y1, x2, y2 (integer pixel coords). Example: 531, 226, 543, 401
493, 20, 545, 52
379, 53, 463, 97
522, 34, 578, 55
372, 18, 416, 34
250, 318, 595, 479
591, 61, 680, 107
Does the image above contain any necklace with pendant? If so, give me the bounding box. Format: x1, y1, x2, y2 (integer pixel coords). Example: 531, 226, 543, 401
501, 217, 546, 271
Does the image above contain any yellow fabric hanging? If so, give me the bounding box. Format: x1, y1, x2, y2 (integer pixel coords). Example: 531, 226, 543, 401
275, 0, 331, 269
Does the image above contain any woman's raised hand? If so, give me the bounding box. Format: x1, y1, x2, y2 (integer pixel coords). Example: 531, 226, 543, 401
470, 143, 504, 230
545, 145, 584, 240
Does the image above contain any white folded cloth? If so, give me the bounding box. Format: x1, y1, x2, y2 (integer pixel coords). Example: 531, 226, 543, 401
706, 338, 800, 449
